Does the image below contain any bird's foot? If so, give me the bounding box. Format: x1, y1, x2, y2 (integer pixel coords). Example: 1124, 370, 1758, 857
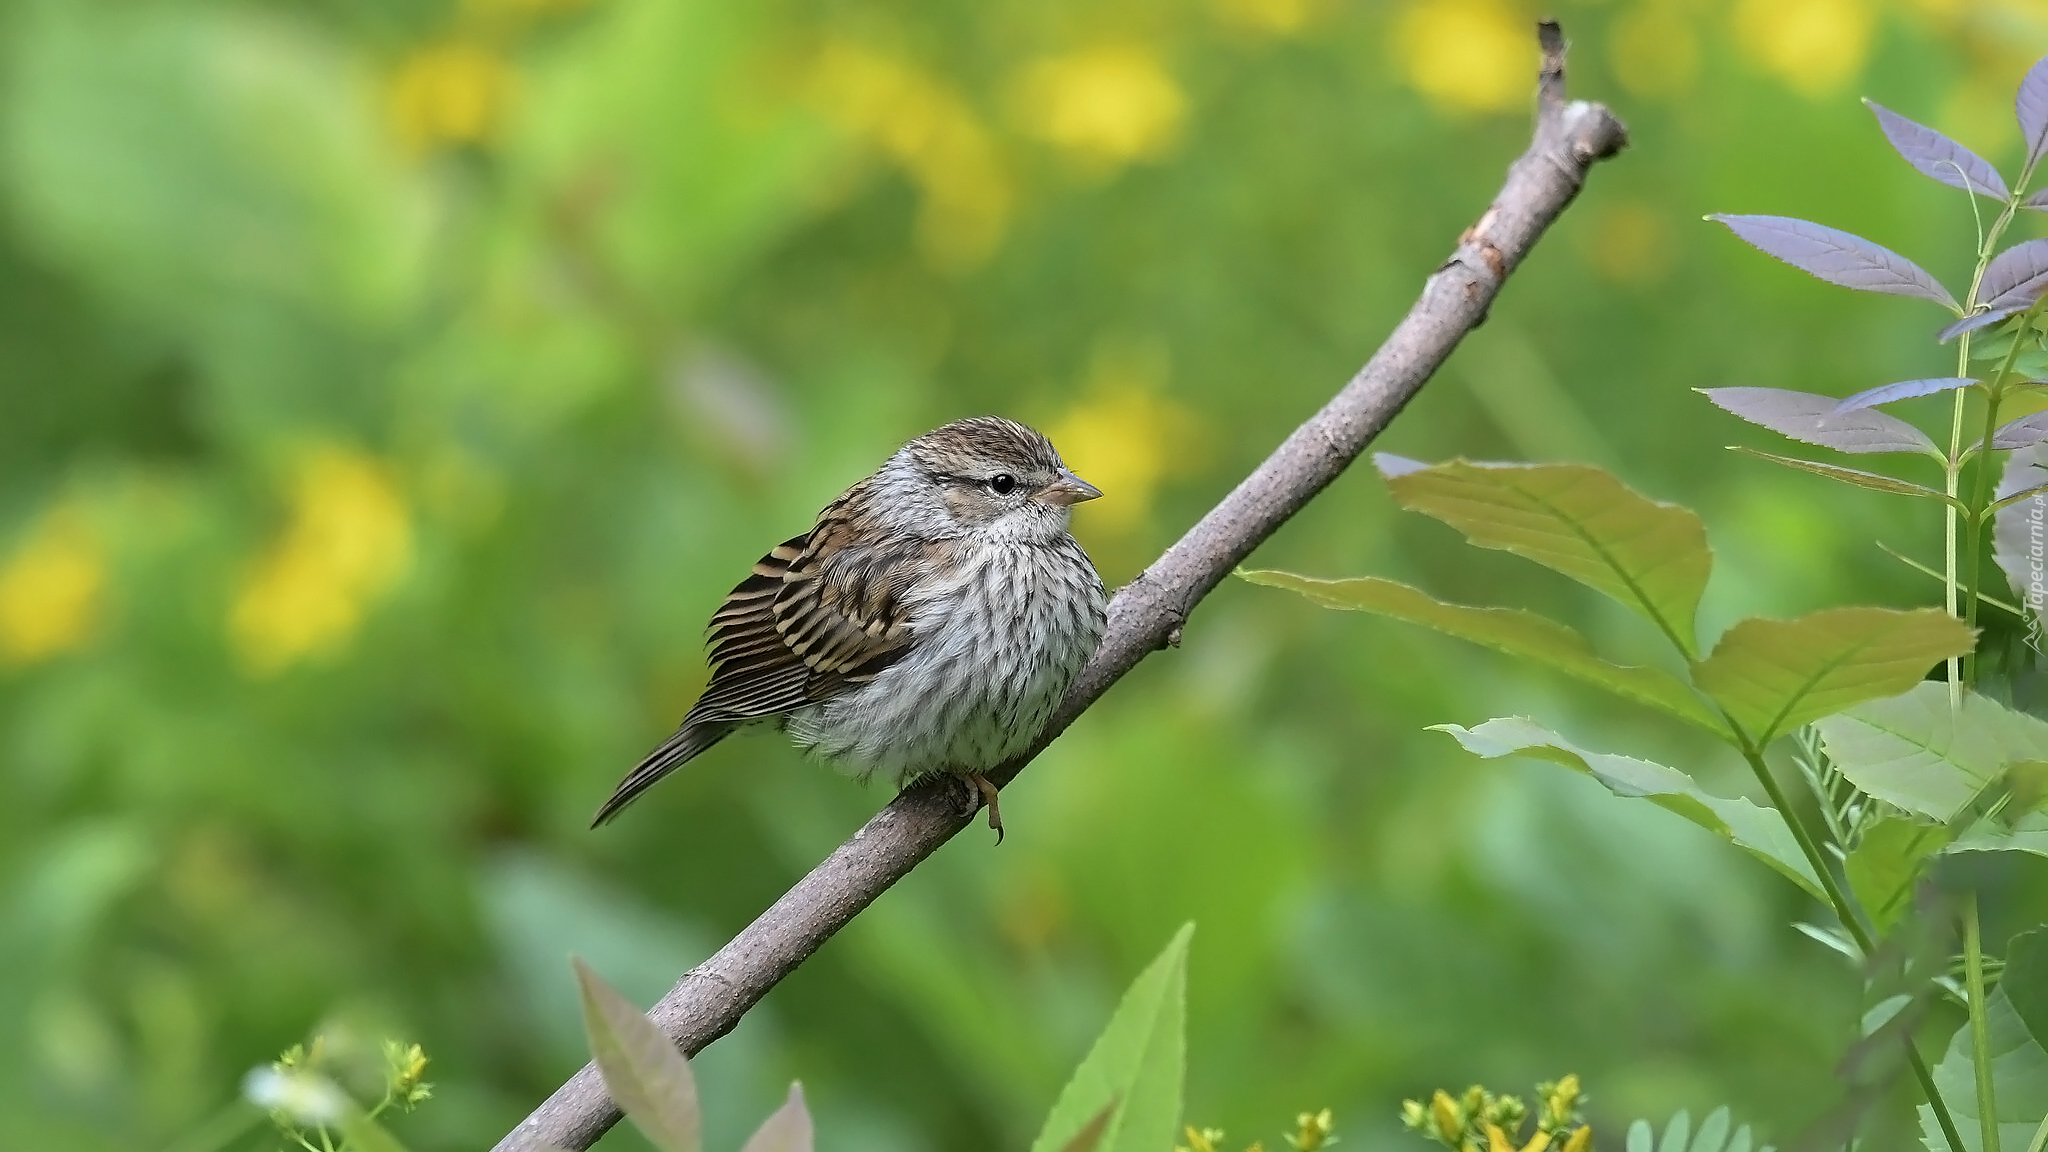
967, 771, 1005, 845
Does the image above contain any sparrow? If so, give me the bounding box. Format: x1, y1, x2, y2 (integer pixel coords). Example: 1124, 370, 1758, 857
593, 416, 1108, 840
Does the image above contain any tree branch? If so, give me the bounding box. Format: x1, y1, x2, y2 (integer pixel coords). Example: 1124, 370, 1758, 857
495, 22, 1625, 1151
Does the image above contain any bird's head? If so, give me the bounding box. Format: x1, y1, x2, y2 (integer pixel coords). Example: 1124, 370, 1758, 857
887, 416, 1101, 543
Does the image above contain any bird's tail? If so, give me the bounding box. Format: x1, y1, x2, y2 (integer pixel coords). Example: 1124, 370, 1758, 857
591, 718, 736, 826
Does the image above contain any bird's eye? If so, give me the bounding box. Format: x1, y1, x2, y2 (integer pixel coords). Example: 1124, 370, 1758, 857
988, 474, 1017, 495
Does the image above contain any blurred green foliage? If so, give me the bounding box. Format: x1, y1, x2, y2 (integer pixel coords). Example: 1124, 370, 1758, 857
6, 0, 2048, 1149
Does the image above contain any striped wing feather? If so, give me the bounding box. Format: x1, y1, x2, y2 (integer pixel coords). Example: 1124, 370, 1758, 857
591, 497, 926, 825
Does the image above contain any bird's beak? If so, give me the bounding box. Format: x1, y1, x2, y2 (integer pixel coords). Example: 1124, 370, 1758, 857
1036, 469, 1103, 506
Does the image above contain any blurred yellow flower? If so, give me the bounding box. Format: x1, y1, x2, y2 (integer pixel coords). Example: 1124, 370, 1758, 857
0, 502, 104, 666
389, 41, 515, 153
1049, 341, 1200, 540
1734, 0, 1872, 97
462, 0, 591, 17
1215, 0, 1313, 36
1609, 7, 1699, 98
1582, 199, 1674, 285
1010, 46, 1188, 168
813, 43, 1012, 270
1397, 0, 1533, 114
232, 445, 412, 675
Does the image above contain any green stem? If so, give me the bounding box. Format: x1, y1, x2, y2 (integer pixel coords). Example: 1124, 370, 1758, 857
1968, 894, 2003, 1152
1738, 743, 1872, 951
1738, 739, 1976, 1147
1919, 1042, 1972, 1152
2024, 1108, 2048, 1152
1948, 192, 2024, 693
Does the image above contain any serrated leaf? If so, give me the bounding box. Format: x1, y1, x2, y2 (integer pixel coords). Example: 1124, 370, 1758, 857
2019, 54, 2048, 170
1709, 214, 1960, 310
1939, 308, 2021, 343
1919, 986, 2048, 1152
1731, 447, 1959, 505
1029, 925, 1190, 1152
1694, 608, 1975, 745
574, 957, 701, 1152
1702, 387, 1938, 455
1992, 481, 2048, 514
1385, 460, 1712, 656
738, 1084, 813, 1152
1238, 570, 1724, 734
1982, 239, 2048, 311
1866, 101, 2010, 200
1835, 378, 1979, 412
1815, 682, 2048, 820
2007, 929, 2048, 1055
1846, 817, 1952, 932
1435, 717, 1824, 900
1056, 1102, 1119, 1152
1991, 411, 2048, 450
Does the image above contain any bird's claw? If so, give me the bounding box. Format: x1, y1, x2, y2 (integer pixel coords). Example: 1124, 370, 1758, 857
968, 771, 1005, 845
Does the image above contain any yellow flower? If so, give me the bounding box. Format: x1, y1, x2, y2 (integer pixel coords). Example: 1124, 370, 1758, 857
1010, 46, 1187, 169
812, 43, 1011, 270
0, 502, 104, 665
1562, 1127, 1592, 1152
1397, 0, 1533, 114
1215, 0, 1313, 35
1609, 7, 1699, 98
1048, 340, 1200, 542
389, 41, 516, 152
1733, 0, 1872, 97
231, 445, 412, 674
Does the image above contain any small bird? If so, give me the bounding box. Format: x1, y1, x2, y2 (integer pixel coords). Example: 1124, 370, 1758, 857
594, 416, 1108, 840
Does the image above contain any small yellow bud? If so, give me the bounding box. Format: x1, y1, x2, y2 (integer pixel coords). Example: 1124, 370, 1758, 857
1522, 1131, 1552, 1152
1433, 1091, 1463, 1140
1487, 1125, 1516, 1152
1562, 1128, 1591, 1152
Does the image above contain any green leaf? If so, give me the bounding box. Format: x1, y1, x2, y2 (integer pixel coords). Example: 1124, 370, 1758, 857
1628, 1121, 1654, 1152
1028, 924, 1191, 1152
336, 1108, 413, 1152
1731, 448, 1963, 508
2005, 929, 2048, 1057
1920, 986, 2048, 1152
1693, 608, 1974, 746
1385, 460, 1712, 656
738, 1083, 813, 1152
573, 956, 702, 1152
1816, 683, 2048, 821
1237, 570, 1724, 734
1845, 818, 1952, 933
1660, 1111, 1691, 1152
1434, 717, 1824, 900
1056, 1102, 1120, 1152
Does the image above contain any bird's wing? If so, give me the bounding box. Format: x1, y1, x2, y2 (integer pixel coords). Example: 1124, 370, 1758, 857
688, 497, 926, 722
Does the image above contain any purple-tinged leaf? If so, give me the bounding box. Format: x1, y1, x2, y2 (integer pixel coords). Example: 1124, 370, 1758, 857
2028, 188, 2048, 212
1834, 377, 1978, 412
1708, 214, 1960, 310
1994, 410, 2048, 451
2020, 55, 2048, 170
1373, 453, 1429, 479
1982, 238, 2048, 311
1939, 307, 2022, 343
1732, 447, 1959, 505
1701, 387, 1938, 455
1866, 100, 2009, 200
1994, 441, 2048, 614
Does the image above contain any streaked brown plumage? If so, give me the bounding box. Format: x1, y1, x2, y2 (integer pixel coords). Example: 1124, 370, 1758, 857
593, 416, 1108, 837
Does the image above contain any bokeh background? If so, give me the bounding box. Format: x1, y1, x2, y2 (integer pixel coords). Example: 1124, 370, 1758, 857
4, 0, 2046, 1148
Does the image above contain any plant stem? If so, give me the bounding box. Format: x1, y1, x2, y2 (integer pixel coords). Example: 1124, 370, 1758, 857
1948, 192, 2022, 694
1918, 1042, 1972, 1152
1739, 738, 1974, 1148
1968, 893, 2003, 1152
1739, 743, 1872, 951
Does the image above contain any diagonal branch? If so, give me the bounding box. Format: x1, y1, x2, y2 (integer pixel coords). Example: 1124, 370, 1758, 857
494, 22, 1626, 1151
